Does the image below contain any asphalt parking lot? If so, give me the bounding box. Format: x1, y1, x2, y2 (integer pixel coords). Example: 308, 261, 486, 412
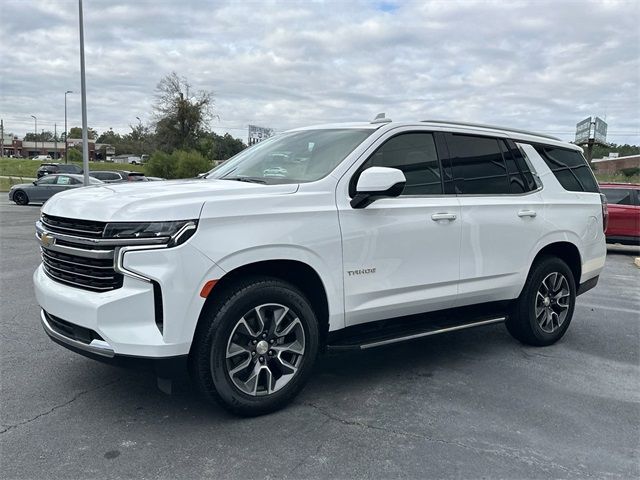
0, 197, 638, 479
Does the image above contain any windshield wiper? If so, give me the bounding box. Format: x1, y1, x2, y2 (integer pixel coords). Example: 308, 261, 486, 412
225, 176, 268, 184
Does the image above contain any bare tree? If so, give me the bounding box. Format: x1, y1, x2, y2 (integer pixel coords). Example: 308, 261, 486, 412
154, 72, 214, 151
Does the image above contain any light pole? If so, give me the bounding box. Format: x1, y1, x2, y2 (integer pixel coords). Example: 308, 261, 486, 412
78, 0, 90, 185
65, 90, 73, 163
136, 116, 143, 155
30, 115, 37, 156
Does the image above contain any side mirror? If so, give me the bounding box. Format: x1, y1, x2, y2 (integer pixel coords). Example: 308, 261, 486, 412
33, 181, 37, 185
351, 167, 406, 209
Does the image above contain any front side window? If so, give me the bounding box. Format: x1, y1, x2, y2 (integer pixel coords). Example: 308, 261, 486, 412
353, 132, 443, 196
447, 134, 510, 195
601, 188, 634, 205
37, 176, 56, 185
208, 129, 373, 184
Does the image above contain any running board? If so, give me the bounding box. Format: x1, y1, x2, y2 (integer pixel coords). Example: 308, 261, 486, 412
327, 314, 507, 351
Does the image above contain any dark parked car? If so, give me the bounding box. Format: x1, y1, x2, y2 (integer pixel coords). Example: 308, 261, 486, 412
36, 163, 83, 179
600, 183, 640, 245
88, 170, 147, 183
8, 174, 103, 205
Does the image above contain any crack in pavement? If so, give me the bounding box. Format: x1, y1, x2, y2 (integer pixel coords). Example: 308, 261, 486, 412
0, 378, 121, 435
285, 417, 332, 478
302, 402, 596, 478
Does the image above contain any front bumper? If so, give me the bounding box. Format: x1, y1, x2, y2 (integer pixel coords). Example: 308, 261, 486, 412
33, 238, 224, 358
41, 309, 188, 377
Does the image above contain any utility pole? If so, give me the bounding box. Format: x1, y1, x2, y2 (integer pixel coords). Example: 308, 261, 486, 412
54, 123, 58, 159
65, 90, 73, 164
78, 0, 90, 185
0, 119, 4, 158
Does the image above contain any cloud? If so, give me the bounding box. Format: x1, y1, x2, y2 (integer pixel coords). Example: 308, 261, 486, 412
1, 0, 638, 144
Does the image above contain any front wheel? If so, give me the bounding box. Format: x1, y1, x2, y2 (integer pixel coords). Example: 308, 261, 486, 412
506, 256, 576, 346
190, 277, 319, 416
13, 190, 29, 205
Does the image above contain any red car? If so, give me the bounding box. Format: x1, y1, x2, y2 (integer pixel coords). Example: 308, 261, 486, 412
599, 183, 640, 245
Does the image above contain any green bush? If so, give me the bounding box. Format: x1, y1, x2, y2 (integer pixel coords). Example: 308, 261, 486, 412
620, 167, 640, 178
146, 150, 211, 179
67, 148, 82, 163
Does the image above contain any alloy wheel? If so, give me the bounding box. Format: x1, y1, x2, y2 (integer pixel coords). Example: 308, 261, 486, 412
535, 272, 571, 333
223, 303, 305, 396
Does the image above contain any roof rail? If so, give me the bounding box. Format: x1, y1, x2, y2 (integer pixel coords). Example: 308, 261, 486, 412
421, 119, 562, 141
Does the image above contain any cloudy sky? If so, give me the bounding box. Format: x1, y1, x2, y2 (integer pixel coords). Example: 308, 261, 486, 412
1, 0, 639, 144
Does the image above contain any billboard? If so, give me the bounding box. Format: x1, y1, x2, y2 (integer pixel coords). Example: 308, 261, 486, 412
575, 117, 591, 144
248, 125, 274, 146
594, 117, 607, 144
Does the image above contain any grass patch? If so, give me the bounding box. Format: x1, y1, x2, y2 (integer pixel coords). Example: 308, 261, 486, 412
594, 173, 640, 184
0, 158, 145, 178
0, 176, 30, 192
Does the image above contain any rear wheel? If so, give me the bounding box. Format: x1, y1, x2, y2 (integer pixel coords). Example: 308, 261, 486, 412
13, 190, 29, 205
190, 277, 319, 416
506, 256, 576, 346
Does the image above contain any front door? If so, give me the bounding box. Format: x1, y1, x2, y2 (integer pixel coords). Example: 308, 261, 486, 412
337, 130, 461, 326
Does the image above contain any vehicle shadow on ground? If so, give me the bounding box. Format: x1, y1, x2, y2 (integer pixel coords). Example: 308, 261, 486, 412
64, 324, 522, 422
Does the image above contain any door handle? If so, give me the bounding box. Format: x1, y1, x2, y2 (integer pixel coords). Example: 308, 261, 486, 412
518, 210, 537, 218
431, 213, 457, 221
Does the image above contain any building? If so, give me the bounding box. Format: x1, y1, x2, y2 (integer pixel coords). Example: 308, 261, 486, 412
591, 154, 640, 174
0, 135, 114, 161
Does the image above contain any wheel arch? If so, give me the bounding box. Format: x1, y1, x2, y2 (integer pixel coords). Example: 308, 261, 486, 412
196, 259, 331, 349
528, 241, 582, 289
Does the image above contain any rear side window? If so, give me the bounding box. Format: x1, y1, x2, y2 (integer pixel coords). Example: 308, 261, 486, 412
446, 134, 510, 195
534, 146, 599, 193
354, 132, 443, 196
601, 188, 634, 206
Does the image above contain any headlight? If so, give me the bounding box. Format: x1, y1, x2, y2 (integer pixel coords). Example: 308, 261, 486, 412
103, 220, 198, 247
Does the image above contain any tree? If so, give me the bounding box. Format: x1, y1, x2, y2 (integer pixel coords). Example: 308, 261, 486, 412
197, 132, 246, 160
24, 131, 55, 142
67, 147, 82, 163
153, 72, 213, 152
68, 126, 98, 140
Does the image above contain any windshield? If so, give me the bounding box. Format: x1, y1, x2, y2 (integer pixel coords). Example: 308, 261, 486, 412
206, 129, 372, 184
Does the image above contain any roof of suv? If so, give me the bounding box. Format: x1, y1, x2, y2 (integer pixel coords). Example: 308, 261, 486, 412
290, 119, 579, 150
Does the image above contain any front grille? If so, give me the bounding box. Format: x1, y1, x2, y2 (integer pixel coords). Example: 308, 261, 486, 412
44, 310, 104, 344
42, 214, 106, 238
41, 247, 123, 292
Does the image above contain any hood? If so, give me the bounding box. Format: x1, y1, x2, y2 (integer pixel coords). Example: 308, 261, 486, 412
10, 183, 33, 190
41, 178, 299, 222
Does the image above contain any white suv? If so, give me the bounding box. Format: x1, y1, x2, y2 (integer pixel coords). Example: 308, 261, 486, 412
33, 119, 607, 415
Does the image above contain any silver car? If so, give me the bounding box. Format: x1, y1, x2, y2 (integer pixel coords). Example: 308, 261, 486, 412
8, 174, 103, 205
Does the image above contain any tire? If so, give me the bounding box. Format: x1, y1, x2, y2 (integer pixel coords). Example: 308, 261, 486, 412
13, 190, 29, 205
506, 256, 576, 347
190, 277, 320, 416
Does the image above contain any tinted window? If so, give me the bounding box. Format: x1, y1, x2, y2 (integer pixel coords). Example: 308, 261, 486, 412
601, 188, 634, 205
354, 133, 442, 196
58, 165, 81, 173
534, 146, 599, 193
37, 176, 56, 185
447, 134, 510, 194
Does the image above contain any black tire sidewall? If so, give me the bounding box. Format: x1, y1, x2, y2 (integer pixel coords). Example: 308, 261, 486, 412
14, 190, 28, 205
195, 280, 319, 415
517, 257, 576, 345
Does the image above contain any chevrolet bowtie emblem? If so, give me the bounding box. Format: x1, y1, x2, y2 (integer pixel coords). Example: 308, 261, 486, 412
40, 233, 55, 247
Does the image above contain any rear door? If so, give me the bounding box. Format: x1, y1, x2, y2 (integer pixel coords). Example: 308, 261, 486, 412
444, 133, 543, 304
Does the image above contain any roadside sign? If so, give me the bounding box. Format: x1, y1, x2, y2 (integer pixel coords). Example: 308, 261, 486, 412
248, 125, 274, 146
575, 117, 591, 144
594, 117, 607, 144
